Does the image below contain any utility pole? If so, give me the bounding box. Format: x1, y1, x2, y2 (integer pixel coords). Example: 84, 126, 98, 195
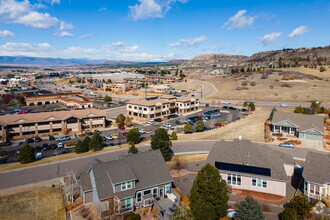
200, 85, 203, 99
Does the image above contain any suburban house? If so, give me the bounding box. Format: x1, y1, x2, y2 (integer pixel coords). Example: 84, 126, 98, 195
0, 109, 106, 141
269, 111, 324, 141
303, 152, 330, 206
77, 150, 177, 218
126, 95, 199, 121
206, 139, 295, 198
25, 93, 93, 109
150, 84, 171, 93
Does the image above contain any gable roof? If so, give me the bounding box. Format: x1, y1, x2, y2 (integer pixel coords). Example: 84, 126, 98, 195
81, 150, 173, 200
0, 108, 106, 126
271, 111, 324, 134
303, 152, 330, 184
206, 140, 294, 181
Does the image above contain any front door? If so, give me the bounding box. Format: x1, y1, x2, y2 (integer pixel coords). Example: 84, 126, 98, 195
159, 188, 163, 198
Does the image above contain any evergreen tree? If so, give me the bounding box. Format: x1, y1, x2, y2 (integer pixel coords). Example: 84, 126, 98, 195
124, 116, 133, 127
248, 102, 256, 111
289, 195, 312, 219
195, 120, 205, 132
82, 136, 91, 151
74, 139, 84, 153
183, 122, 193, 133
89, 132, 103, 151
243, 101, 248, 107
18, 143, 35, 164
235, 196, 265, 220
310, 100, 320, 114
281, 207, 297, 220
126, 127, 141, 145
150, 128, 172, 161
116, 114, 126, 125
104, 95, 112, 103
128, 144, 138, 154
170, 131, 178, 140
190, 163, 229, 220
172, 206, 193, 220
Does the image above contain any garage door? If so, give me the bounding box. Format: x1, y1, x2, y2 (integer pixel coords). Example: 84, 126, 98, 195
304, 133, 323, 141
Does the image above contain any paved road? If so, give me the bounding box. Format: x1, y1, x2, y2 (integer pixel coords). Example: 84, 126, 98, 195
0, 140, 314, 191
192, 80, 218, 98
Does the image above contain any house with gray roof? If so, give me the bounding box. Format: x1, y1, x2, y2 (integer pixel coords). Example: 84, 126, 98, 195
303, 152, 330, 206
206, 139, 295, 198
270, 111, 324, 141
77, 150, 174, 217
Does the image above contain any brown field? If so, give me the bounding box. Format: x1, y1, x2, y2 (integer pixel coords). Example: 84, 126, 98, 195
207, 68, 330, 103
0, 185, 66, 220
166, 154, 208, 164
171, 81, 201, 91
178, 108, 271, 142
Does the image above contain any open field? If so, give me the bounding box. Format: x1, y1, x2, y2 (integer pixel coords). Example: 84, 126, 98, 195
0, 185, 66, 220
177, 108, 271, 142
171, 81, 201, 91
167, 154, 208, 164
207, 69, 330, 103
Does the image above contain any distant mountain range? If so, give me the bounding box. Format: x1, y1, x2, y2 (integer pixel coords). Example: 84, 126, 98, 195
0, 46, 328, 67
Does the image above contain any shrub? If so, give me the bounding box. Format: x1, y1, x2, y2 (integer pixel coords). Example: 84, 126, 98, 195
320, 66, 326, 72
128, 144, 138, 154
124, 212, 141, 220
275, 133, 283, 137
269, 85, 274, 89
170, 131, 178, 140
116, 114, 126, 125
241, 81, 248, 86
281, 83, 291, 88
250, 81, 256, 86
183, 122, 194, 133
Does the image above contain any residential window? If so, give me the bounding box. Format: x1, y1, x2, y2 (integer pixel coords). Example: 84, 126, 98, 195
143, 108, 147, 111
151, 108, 154, 111
136, 192, 142, 203
128, 105, 132, 109
143, 190, 151, 195
227, 174, 241, 186
310, 184, 315, 194
121, 181, 132, 191
252, 178, 267, 188
134, 106, 137, 109
102, 201, 109, 211
165, 185, 171, 194
121, 198, 132, 209
315, 186, 320, 195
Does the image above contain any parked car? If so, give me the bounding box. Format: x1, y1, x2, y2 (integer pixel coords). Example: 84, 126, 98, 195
205, 104, 209, 107
58, 143, 64, 148
36, 152, 43, 160
147, 120, 155, 125
106, 135, 113, 140
228, 107, 236, 110
43, 144, 50, 151
16, 148, 21, 155
164, 123, 172, 128
122, 132, 128, 137
281, 104, 288, 107
202, 116, 210, 120
35, 146, 42, 152
35, 137, 42, 142
175, 120, 183, 125
279, 143, 295, 148
118, 125, 125, 130
139, 129, 146, 134
140, 137, 146, 142
112, 134, 118, 139
101, 136, 107, 141
109, 143, 115, 146
214, 123, 222, 127
49, 135, 55, 141
56, 136, 69, 142
116, 142, 122, 145
94, 129, 101, 134
154, 118, 162, 122
27, 138, 34, 143
50, 144, 57, 149
241, 108, 248, 112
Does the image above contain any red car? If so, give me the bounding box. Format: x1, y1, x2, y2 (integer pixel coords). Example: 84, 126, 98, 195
118, 125, 125, 130
214, 123, 222, 127
122, 132, 128, 136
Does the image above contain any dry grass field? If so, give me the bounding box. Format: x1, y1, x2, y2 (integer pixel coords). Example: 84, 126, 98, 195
207, 68, 330, 103
178, 108, 271, 142
0, 185, 66, 220
171, 81, 201, 91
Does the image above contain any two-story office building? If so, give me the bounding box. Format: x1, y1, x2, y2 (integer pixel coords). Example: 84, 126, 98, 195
126, 95, 199, 121
78, 150, 174, 218
0, 109, 106, 141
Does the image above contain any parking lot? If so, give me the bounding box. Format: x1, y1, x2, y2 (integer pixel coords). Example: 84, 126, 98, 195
0, 106, 244, 163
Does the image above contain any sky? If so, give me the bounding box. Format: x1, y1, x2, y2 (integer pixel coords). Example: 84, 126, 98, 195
0, 0, 329, 61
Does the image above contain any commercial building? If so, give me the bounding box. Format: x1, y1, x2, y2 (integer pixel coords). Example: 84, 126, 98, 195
25, 93, 93, 109
126, 95, 199, 121
0, 108, 106, 141
103, 83, 137, 92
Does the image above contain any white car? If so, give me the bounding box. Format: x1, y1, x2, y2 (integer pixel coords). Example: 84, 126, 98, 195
164, 123, 172, 128
281, 104, 288, 107
106, 135, 113, 140
139, 129, 146, 134
147, 120, 155, 125
58, 143, 64, 148
222, 101, 231, 104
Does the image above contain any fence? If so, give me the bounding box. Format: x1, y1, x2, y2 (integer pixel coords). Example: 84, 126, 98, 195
173, 188, 190, 206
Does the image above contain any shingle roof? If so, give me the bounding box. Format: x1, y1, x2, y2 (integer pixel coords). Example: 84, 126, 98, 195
82, 150, 173, 200
271, 111, 324, 134
79, 172, 92, 192
206, 140, 294, 181
0, 108, 106, 125
303, 152, 330, 184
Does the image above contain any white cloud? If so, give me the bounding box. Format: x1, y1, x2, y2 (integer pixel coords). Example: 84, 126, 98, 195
51, 0, 60, 6
99, 7, 107, 12
259, 32, 282, 45
59, 21, 73, 31
170, 35, 206, 47
54, 31, 74, 38
288, 26, 308, 39
202, 45, 218, 51
80, 33, 93, 39
129, 0, 188, 20
0, 42, 54, 56
0, 30, 15, 39
223, 10, 256, 30
0, 0, 59, 29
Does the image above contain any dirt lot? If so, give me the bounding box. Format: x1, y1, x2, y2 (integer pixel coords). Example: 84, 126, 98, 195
178, 108, 271, 142
207, 68, 330, 103
171, 81, 201, 91
0, 185, 66, 220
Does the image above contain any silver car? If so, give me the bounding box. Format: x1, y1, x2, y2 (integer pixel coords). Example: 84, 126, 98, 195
279, 143, 295, 148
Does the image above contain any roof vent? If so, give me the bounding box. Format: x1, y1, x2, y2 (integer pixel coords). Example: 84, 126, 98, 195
247, 152, 250, 157
238, 135, 242, 140
246, 161, 249, 166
